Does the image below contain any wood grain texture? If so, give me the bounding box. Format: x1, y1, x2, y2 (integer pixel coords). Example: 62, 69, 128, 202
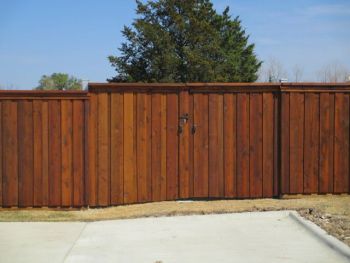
289, 93, 304, 194
111, 93, 124, 204
166, 93, 179, 200
193, 94, 209, 198
281, 93, 290, 194
319, 93, 334, 193
224, 94, 236, 198
48, 100, 61, 206
208, 94, 224, 197
151, 94, 162, 201
87, 94, 98, 206
73, 100, 84, 206
179, 91, 192, 198
42, 101, 49, 206
263, 93, 274, 197
237, 93, 250, 198
97, 93, 110, 206
33, 101, 43, 206
334, 93, 349, 193
304, 93, 320, 193
249, 94, 263, 198
2, 101, 18, 207
124, 93, 137, 203
160, 94, 167, 200
18, 101, 34, 207
61, 100, 73, 207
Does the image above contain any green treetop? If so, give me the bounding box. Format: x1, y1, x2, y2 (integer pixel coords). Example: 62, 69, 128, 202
108, 0, 261, 83
35, 73, 82, 90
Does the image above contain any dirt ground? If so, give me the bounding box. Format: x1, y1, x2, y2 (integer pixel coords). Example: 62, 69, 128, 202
0, 195, 349, 246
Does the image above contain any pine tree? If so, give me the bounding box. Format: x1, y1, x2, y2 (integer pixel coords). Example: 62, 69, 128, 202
108, 0, 261, 82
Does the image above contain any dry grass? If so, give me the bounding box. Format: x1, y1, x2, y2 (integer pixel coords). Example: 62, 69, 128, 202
0, 195, 349, 245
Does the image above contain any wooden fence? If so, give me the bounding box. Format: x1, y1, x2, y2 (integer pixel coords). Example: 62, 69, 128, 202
0, 91, 89, 207
0, 83, 349, 208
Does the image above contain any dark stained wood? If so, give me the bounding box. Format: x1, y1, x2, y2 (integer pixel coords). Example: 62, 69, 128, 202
111, 93, 124, 204
281, 93, 290, 194
166, 93, 179, 200
179, 91, 191, 198
151, 94, 162, 201
73, 100, 84, 206
289, 93, 304, 194
61, 100, 73, 207
18, 101, 34, 207
136, 93, 151, 202
223, 94, 236, 198
263, 93, 274, 197
160, 94, 167, 200
33, 101, 43, 206
237, 93, 250, 198
42, 101, 49, 206
249, 93, 263, 198
209, 94, 224, 197
87, 94, 98, 206
304, 93, 320, 193
2, 101, 18, 206
124, 92, 137, 203
97, 93, 110, 206
319, 93, 334, 193
193, 93, 209, 198
334, 93, 349, 193
48, 100, 61, 206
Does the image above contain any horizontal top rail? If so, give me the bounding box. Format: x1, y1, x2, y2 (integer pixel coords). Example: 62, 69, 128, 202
0, 90, 89, 100
88, 82, 350, 93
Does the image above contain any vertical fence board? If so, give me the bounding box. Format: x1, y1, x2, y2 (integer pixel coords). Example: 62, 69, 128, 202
166, 93, 179, 200
249, 93, 263, 198
281, 93, 290, 194
237, 93, 250, 198
319, 93, 334, 193
263, 93, 274, 197
193, 94, 209, 197
160, 94, 167, 200
209, 94, 224, 197
289, 93, 304, 194
151, 94, 162, 201
136, 93, 150, 202
224, 94, 236, 198
111, 93, 124, 204
33, 101, 43, 206
61, 100, 73, 207
334, 93, 349, 193
124, 93, 137, 203
18, 101, 34, 207
88, 94, 97, 206
179, 91, 191, 198
2, 101, 18, 206
97, 93, 110, 206
42, 101, 49, 206
73, 100, 84, 206
48, 100, 61, 206
304, 93, 320, 193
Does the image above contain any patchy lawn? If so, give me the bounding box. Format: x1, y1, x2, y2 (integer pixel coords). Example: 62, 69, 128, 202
0, 195, 349, 246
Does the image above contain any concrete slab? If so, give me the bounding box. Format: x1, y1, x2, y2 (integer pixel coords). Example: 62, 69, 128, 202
0, 211, 349, 263
66, 211, 348, 263
0, 222, 86, 263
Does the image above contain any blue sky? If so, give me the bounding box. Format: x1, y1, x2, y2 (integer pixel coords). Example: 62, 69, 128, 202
0, 0, 349, 89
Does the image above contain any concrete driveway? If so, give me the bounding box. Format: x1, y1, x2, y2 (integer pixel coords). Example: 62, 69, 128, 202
0, 211, 349, 263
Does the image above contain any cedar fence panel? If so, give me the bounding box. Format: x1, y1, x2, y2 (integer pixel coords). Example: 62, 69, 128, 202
0, 91, 88, 207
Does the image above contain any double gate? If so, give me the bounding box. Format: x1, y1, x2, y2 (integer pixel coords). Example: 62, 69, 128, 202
87, 83, 279, 206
